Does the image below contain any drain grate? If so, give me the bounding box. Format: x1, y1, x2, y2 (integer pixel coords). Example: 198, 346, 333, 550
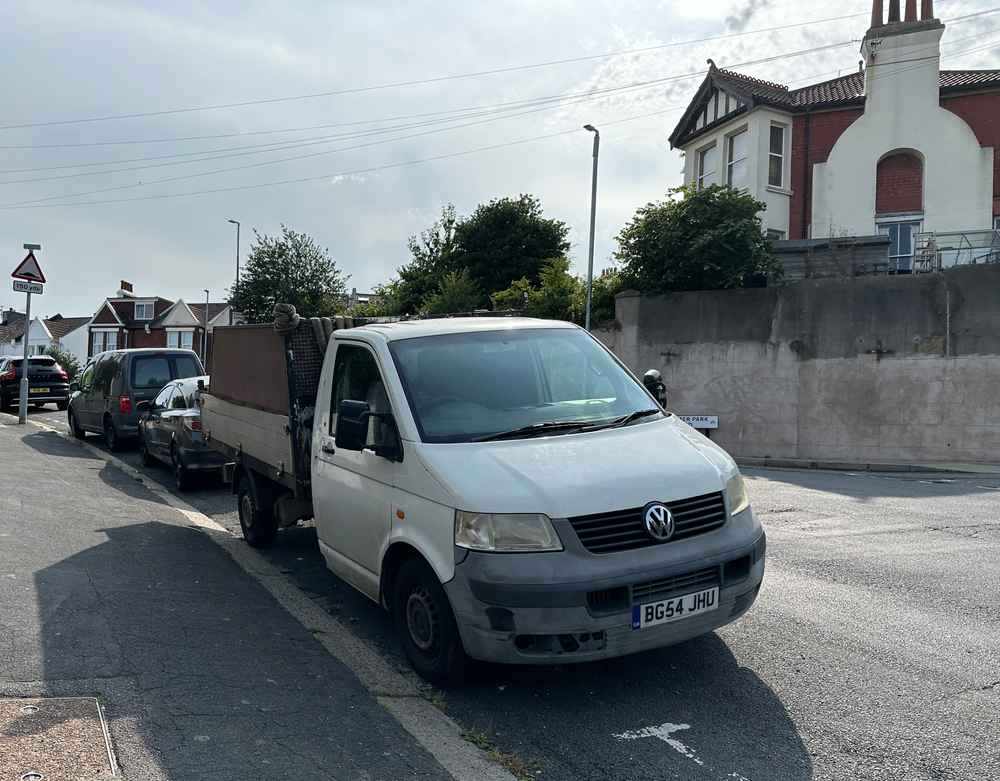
0, 698, 116, 779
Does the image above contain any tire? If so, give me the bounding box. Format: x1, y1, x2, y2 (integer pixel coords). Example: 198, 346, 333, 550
103, 416, 121, 451
139, 433, 155, 467
56, 400, 68, 411
171, 446, 191, 492
237, 474, 278, 548
32, 403, 46, 410
68, 410, 86, 439
392, 558, 468, 687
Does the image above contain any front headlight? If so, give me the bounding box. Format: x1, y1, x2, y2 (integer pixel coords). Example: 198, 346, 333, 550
454, 511, 563, 552
726, 473, 751, 516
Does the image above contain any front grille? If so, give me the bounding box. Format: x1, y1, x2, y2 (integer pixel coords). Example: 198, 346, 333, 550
568, 492, 727, 554
632, 566, 719, 604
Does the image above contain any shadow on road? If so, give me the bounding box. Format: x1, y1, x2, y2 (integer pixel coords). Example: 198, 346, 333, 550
19, 430, 101, 460
27, 519, 450, 779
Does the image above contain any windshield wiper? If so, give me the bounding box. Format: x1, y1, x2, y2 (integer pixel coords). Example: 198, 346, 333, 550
472, 420, 591, 442
580, 408, 661, 432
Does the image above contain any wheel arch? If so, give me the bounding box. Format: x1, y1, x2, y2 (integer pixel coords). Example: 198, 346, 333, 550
380, 541, 432, 611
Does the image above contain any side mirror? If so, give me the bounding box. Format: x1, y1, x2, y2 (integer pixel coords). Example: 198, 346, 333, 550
336, 399, 370, 452
69, 381, 80, 392
643, 369, 668, 408
136, 400, 152, 413
335, 399, 404, 461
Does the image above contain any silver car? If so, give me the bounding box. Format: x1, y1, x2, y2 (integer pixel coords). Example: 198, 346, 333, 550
137, 375, 225, 490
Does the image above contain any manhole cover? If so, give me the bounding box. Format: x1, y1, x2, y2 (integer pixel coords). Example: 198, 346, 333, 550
0, 698, 116, 778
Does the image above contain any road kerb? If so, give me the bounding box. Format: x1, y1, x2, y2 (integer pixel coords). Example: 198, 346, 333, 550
1, 412, 518, 781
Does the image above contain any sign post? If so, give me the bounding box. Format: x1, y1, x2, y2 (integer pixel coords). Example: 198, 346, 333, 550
12, 243, 44, 425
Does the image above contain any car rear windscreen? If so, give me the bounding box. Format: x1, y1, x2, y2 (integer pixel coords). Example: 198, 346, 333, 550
131, 354, 203, 389
132, 356, 172, 389
6, 357, 56, 367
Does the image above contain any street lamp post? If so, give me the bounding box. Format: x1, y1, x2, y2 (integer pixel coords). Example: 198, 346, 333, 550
227, 219, 241, 283
583, 124, 600, 332
202, 288, 209, 361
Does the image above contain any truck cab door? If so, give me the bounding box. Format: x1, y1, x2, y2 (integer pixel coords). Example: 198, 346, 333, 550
312, 342, 396, 599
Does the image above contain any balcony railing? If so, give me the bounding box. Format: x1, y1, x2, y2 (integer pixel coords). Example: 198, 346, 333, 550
912, 229, 1000, 273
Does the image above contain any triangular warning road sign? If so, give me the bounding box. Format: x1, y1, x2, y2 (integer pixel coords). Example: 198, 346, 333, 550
11, 251, 46, 283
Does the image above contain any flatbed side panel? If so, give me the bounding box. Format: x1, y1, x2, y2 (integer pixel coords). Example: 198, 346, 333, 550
202, 394, 294, 480
211, 325, 289, 415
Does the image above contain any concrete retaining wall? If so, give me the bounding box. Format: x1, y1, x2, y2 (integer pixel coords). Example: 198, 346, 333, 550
594, 265, 1000, 463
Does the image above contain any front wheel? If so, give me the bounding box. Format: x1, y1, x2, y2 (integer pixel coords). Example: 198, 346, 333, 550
139, 433, 155, 467
237, 474, 277, 548
392, 559, 468, 687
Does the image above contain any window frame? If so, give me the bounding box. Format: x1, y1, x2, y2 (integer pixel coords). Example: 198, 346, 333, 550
726, 128, 749, 190
696, 143, 718, 190
328, 341, 392, 440
134, 301, 154, 321
877, 217, 923, 273
166, 328, 195, 351
768, 124, 787, 188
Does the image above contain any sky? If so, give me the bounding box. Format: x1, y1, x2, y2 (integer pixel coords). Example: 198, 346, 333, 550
0, 0, 996, 319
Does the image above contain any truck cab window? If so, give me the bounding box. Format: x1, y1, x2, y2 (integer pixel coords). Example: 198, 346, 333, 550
330, 344, 392, 447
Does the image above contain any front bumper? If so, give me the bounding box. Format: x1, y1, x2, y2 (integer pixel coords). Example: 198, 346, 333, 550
444, 510, 766, 665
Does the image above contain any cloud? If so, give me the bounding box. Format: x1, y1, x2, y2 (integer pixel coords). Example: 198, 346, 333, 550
724, 0, 773, 32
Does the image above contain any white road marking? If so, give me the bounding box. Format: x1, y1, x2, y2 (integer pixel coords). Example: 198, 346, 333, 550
614, 722, 704, 766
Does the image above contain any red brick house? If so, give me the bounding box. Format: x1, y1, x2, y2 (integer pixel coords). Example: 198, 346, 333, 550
87, 282, 237, 365
669, 0, 1000, 274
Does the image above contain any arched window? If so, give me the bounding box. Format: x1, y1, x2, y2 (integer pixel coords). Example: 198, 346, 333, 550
875, 151, 923, 215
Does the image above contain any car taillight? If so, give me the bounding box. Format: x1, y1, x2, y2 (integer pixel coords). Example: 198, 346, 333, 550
119, 395, 132, 414
57, 369, 68, 381
0, 368, 14, 381
184, 418, 202, 432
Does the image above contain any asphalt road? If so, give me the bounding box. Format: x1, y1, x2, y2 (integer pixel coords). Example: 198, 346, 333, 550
25, 405, 1000, 780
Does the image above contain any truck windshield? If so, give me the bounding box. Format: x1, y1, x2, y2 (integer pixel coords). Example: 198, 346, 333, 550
388, 327, 660, 443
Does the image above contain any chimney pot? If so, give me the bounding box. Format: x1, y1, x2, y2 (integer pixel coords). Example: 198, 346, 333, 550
904, 0, 917, 21
920, 0, 933, 19
871, 0, 884, 28
888, 0, 900, 22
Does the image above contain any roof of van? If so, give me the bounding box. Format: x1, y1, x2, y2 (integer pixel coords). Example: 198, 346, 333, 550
349, 317, 578, 342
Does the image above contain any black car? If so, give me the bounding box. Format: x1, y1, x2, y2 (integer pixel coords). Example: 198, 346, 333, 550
0, 355, 71, 411
137, 375, 225, 490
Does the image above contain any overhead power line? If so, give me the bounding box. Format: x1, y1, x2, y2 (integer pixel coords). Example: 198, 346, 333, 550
0, 10, 878, 133
0, 38, 861, 184
3, 23, 995, 211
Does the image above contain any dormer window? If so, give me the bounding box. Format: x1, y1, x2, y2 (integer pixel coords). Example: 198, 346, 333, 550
134, 302, 153, 320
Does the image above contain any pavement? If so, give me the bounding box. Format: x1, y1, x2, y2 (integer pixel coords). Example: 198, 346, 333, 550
4, 405, 1000, 780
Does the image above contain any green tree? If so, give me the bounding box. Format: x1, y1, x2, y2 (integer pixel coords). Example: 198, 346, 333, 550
395, 204, 460, 315
589, 268, 624, 326
347, 281, 405, 318
44, 345, 80, 381
490, 258, 585, 324
454, 194, 570, 296
615, 184, 780, 293
228, 225, 347, 323
423, 270, 483, 315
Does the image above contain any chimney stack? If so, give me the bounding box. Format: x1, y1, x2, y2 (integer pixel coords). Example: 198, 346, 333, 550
904, 0, 916, 21
921, 0, 933, 19
888, 0, 900, 22
871, 0, 884, 28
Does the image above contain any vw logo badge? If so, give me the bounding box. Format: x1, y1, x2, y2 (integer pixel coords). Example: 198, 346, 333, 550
643, 502, 675, 541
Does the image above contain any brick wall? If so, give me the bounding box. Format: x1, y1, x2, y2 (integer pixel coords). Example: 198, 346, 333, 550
130, 328, 167, 349
789, 108, 864, 239
875, 152, 923, 214
942, 92, 1000, 217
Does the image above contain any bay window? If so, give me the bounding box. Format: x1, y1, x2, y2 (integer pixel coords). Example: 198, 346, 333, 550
726, 130, 748, 190
697, 144, 717, 189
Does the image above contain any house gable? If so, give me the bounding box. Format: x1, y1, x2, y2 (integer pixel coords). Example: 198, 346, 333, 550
156, 299, 201, 327
92, 300, 124, 325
